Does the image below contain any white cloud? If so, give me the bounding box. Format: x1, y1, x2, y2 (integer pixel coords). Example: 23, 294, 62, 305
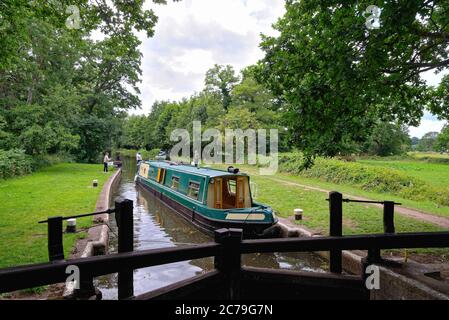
409, 119, 447, 138
421, 69, 448, 87
414, 73, 448, 137
132, 0, 285, 114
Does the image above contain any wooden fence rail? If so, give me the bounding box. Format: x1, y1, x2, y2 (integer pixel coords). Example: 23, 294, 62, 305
0, 192, 448, 300
1, 231, 449, 295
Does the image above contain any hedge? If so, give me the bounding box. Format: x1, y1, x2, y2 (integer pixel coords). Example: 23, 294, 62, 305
0, 149, 69, 180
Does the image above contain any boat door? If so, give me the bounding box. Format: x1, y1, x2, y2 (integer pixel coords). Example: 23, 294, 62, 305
214, 178, 223, 209
236, 177, 245, 208
157, 168, 166, 184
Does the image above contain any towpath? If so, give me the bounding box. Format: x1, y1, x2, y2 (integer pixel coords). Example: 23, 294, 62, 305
262, 175, 449, 229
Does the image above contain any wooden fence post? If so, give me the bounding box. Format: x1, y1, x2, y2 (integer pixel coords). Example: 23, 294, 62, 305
329, 192, 342, 274
75, 271, 99, 300
115, 198, 134, 300
383, 201, 396, 234
214, 228, 242, 300
48, 216, 64, 261
366, 201, 396, 265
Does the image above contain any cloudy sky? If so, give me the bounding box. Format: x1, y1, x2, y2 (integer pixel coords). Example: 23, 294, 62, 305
133, 0, 446, 138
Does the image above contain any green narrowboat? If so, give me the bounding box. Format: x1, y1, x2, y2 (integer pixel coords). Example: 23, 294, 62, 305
135, 161, 278, 238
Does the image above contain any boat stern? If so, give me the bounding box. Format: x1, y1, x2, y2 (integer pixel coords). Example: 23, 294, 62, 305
223, 205, 278, 238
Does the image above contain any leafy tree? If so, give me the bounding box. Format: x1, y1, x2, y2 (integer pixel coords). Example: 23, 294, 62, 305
417, 131, 440, 152
258, 0, 449, 164
362, 122, 410, 156
430, 75, 449, 120
121, 115, 148, 149
411, 136, 420, 149
205, 64, 240, 111
435, 125, 449, 152
232, 67, 276, 111
121, 64, 287, 154
0, 0, 180, 163
219, 107, 261, 131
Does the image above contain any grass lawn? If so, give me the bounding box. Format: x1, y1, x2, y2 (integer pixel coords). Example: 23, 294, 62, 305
241, 154, 449, 219
269, 169, 449, 220
0, 163, 112, 269
409, 152, 449, 160
358, 159, 449, 188
215, 164, 449, 260
249, 173, 442, 234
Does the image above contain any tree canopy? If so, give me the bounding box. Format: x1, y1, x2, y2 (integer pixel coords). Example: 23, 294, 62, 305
205, 64, 240, 111
417, 131, 440, 151
0, 0, 178, 162
435, 124, 449, 152
120, 65, 286, 153
2, 1, 447, 169
258, 0, 449, 163
362, 122, 411, 156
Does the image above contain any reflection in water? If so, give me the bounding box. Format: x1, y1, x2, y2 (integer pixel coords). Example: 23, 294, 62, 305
96, 157, 325, 300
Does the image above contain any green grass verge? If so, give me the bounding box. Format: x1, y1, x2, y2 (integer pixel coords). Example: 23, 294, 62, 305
409, 152, 449, 164
0, 163, 112, 268
278, 153, 449, 208
358, 159, 449, 188
219, 164, 448, 260
241, 162, 449, 219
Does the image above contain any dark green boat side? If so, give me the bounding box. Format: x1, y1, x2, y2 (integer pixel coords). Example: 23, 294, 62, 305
135, 161, 278, 238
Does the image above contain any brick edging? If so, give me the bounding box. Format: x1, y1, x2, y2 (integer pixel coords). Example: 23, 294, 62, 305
77, 168, 122, 258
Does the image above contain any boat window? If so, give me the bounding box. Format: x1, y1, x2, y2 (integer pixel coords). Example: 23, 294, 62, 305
171, 176, 180, 190
208, 176, 250, 209
228, 180, 236, 195
188, 181, 200, 200
139, 163, 149, 178
148, 167, 155, 179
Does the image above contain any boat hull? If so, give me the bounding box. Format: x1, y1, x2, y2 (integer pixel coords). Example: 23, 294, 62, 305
136, 177, 278, 239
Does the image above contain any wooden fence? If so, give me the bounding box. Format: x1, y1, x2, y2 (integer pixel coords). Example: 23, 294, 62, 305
0, 192, 448, 300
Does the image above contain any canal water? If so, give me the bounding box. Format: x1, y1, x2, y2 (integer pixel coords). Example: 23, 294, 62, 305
96, 158, 325, 299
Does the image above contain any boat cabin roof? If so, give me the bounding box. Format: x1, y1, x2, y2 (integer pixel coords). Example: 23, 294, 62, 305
145, 161, 247, 179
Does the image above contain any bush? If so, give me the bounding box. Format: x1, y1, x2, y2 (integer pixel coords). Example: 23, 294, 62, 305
0, 149, 33, 179
278, 153, 449, 207
0, 149, 70, 180
30, 153, 74, 172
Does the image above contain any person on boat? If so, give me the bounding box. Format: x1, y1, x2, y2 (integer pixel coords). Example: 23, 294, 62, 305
103, 152, 111, 173
114, 154, 122, 168
136, 152, 142, 164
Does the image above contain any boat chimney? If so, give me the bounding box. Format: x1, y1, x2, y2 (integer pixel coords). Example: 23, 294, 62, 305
227, 166, 240, 174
